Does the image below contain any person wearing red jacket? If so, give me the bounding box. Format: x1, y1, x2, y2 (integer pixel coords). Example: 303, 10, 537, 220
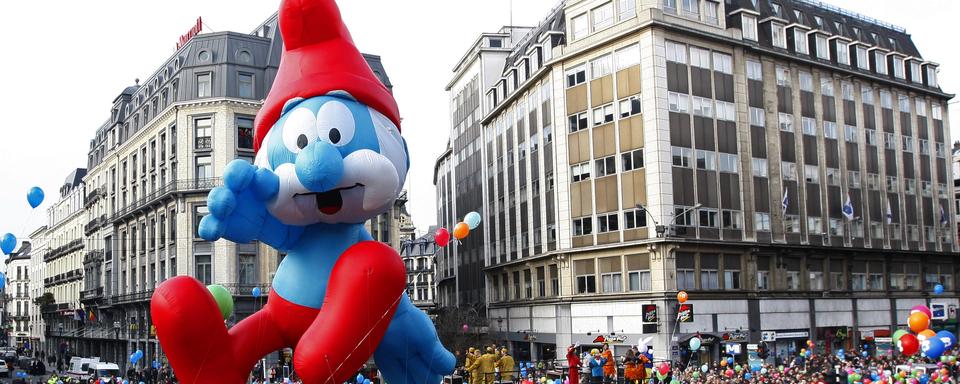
567, 345, 581, 384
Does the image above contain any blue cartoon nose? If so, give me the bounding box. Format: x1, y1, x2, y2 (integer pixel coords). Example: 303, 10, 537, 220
295, 140, 344, 191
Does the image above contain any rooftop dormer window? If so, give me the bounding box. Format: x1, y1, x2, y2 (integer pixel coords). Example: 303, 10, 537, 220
793, 10, 802, 22
770, 2, 781, 17
813, 16, 823, 28
489, 38, 503, 48
852, 27, 861, 40
794, 28, 809, 55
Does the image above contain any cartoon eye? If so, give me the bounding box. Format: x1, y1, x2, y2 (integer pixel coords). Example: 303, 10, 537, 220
281, 107, 318, 154
316, 100, 355, 147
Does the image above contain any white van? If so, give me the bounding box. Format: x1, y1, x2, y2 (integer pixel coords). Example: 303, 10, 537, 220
87, 362, 120, 379
66, 357, 100, 378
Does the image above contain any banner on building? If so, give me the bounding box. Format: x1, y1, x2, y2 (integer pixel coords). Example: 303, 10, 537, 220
642, 304, 658, 323
677, 304, 694, 323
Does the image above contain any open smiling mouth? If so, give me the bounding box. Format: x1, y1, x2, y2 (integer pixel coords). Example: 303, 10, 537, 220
296, 184, 363, 215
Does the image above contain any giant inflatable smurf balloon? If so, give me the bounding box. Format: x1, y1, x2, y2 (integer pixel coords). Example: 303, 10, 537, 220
149, 0, 455, 382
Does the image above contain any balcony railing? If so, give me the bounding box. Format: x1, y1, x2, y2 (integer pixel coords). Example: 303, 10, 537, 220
84, 186, 106, 208
43, 268, 83, 287
84, 214, 108, 235
83, 250, 104, 264
111, 177, 222, 222
80, 287, 104, 301
109, 289, 154, 305
43, 239, 84, 262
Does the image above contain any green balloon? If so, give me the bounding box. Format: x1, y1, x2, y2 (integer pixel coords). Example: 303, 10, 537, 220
893, 329, 909, 344
207, 284, 234, 320
670, 380, 679, 384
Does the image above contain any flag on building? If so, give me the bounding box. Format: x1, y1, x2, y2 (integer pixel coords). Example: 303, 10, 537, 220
842, 193, 855, 220
886, 198, 893, 225
782, 188, 789, 214
941, 205, 949, 226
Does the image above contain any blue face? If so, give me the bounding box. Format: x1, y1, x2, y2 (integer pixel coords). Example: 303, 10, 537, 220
254, 94, 409, 225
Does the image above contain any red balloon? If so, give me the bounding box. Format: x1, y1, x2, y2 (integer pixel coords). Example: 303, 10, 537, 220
435, 228, 451, 247
899, 334, 920, 356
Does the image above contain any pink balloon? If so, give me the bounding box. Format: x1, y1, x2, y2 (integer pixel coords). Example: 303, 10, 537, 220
435, 228, 451, 247
462, 324, 469, 332
911, 305, 933, 319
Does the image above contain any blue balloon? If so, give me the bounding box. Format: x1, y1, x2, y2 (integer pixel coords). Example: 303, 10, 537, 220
727, 357, 733, 364
363, 380, 371, 384
464, 211, 482, 230
252, 286, 262, 298
27, 187, 44, 208
936, 330, 957, 349
140, 382, 145, 384
923, 337, 946, 359
357, 374, 365, 384
862, 350, 869, 357
0, 272, 6, 289
1, 233, 16, 255
744, 373, 752, 380
934, 284, 945, 295
122, 380, 128, 384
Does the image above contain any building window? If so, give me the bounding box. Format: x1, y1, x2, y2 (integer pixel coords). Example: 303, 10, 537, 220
826, 168, 841, 186
621, 148, 644, 172
619, 95, 641, 118
627, 254, 651, 291
692, 96, 713, 117
746, 60, 762, 80
752, 158, 768, 178
794, 29, 808, 54
808, 216, 824, 234
824, 121, 838, 139
742, 14, 757, 41
821, 78, 834, 96
721, 210, 743, 229
893, 56, 906, 79
680, 0, 700, 18
597, 213, 619, 233
771, 23, 786, 48
595, 155, 616, 177
916, 98, 927, 116
573, 217, 593, 236
784, 215, 800, 233
865, 129, 878, 146
910, 61, 922, 83
571, 161, 591, 182
718, 153, 738, 173
844, 125, 858, 143
815, 34, 830, 59
195, 156, 212, 179
804, 165, 820, 184
837, 41, 850, 65
779, 113, 793, 132
237, 117, 254, 150
668, 92, 689, 113
749, 107, 765, 127
855, 46, 869, 70
571, 13, 589, 40
704, 0, 719, 24
197, 73, 212, 98
623, 209, 648, 229
672, 146, 692, 168
591, 55, 613, 79
194, 254, 212, 285
723, 255, 741, 290
700, 254, 719, 289
674, 206, 695, 226
689, 47, 710, 69
615, 44, 640, 70
715, 101, 735, 122
881, 90, 893, 109
194, 117, 212, 149
566, 65, 586, 87
592, 2, 614, 30
238, 254, 256, 285
801, 117, 816, 136
695, 150, 716, 170
874, 52, 887, 75
575, 259, 597, 294
902, 136, 915, 152
698, 208, 719, 228
776, 66, 790, 87
926, 66, 939, 87
568, 112, 588, 133
677, 253, 695, 290
799, 71, 813, 92
592, 104, 614, 125
848, 170, 861, 189
829, 218, 843, 236
238, 73, 254, 99
193, 205, 208, 239
663, 0, 677, 13
618, 0, 636, 20
665, 41, 687, 64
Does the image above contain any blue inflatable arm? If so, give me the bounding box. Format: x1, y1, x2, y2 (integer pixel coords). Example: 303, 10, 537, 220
199, 160, 304, 250
374, 295, 455, 384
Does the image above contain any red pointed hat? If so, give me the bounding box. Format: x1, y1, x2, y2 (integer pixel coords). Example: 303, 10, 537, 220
254, 0, 400, 152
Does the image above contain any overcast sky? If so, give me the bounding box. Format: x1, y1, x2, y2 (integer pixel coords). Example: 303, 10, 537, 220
0, 0, 956, 242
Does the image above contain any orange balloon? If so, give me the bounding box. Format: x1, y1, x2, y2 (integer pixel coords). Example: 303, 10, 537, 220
677, 291, 688, 303
908, 312, 930, 333
918, 329, 937, 340
453, 222, 470, 240
719, 359, 727, 367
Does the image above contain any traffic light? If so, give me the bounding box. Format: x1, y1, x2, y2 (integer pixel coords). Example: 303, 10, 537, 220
757, 341, 769, 359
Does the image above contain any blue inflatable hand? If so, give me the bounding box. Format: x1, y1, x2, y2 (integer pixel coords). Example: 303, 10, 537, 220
199, 160, 287, 245
375, 296, 455, 384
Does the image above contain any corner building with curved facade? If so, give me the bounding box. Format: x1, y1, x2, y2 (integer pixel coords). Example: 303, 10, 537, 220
435, 0, 958, 363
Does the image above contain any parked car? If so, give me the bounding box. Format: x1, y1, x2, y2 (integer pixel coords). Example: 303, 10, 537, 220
0, 360, 9, 377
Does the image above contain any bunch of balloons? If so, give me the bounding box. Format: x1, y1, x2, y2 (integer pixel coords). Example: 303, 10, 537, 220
0, 187, 46, 290
355, 374, 371, 384
894, 304, 956, 360
129, 349, 144, 364
434, 211, 481, 248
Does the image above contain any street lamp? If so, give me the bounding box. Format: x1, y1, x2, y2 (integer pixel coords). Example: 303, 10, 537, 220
636, 203, 702, 237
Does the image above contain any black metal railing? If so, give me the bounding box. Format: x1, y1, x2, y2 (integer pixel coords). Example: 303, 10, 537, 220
43, 268, 84, 287
43, 239, 84, 262
80, 287, 104, 301
84, 214, 108, 235
111, 177, 222, 222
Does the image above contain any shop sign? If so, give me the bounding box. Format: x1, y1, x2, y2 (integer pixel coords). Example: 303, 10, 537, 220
677, 304, 694, 323
592, 335, 626, 343
760, 331, 776, 342
931, 303, 947, 320
775, 331, 809, 339
176, 17, 204, 50
642, 304, 658, 323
